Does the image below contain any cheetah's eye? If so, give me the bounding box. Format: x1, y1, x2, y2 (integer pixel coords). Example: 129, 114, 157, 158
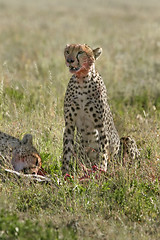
66, 50, 69, 54
36, 159, 39, 166
78, 51, 83, 55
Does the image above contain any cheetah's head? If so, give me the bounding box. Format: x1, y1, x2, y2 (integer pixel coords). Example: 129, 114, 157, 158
64, 44, 102, 77
11, 134, 42, 175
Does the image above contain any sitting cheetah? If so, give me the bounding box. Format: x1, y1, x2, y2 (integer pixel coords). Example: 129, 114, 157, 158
0, 131, 41, 174
62, 44, 139, 175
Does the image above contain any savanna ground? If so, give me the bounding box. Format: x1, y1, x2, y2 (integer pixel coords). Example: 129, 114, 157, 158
0, 0, 160, 239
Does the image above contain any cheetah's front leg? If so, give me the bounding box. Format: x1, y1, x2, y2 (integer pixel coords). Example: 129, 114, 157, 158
62, 124, 75, 175
85, 104, 110, 171
98, 125, 110, 171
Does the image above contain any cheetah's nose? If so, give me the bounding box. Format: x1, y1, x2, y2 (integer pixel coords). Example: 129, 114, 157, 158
67, 58, 74, 63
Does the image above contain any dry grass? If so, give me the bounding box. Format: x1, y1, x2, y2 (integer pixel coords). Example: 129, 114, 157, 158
0, 0, 160, 239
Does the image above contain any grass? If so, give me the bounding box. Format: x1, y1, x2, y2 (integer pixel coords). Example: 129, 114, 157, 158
0, 0, 160, 239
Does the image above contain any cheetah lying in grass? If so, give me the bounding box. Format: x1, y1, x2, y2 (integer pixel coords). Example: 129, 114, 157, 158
0, 131, 42, 174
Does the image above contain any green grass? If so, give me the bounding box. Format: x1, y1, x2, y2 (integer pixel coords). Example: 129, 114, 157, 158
0, 0, 160, 239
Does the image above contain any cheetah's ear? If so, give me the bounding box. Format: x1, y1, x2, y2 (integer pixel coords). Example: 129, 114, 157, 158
21, 134, 33, 145
93, 47, 102, 60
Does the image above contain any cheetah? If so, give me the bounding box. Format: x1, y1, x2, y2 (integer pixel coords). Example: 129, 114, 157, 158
62, 44, 139, 175
0, 131, 41, 174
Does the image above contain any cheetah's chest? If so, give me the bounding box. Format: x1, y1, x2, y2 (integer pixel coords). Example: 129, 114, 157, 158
73, 85, 95, 133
